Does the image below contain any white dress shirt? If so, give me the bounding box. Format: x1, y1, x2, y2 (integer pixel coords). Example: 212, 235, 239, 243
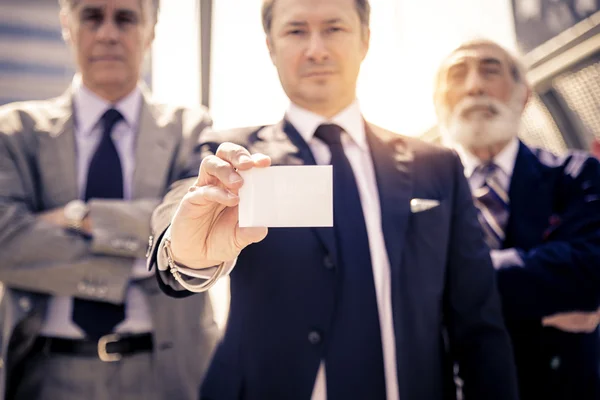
454, 137, 519, 193
41, 77, 154, 338
286, 100, 400, 400
453, 137, 524, 269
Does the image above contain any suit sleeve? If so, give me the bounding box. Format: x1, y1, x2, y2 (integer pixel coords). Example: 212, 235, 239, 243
444, 152, 519, 400
0, 122, 132, 302
497, 155, 600, 318
148, 132, 225, 296
88, 107, 214, 259
0, 106, 211, 303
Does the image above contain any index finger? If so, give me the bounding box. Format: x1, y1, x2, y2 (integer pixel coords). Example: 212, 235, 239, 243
215, 142, 256, 171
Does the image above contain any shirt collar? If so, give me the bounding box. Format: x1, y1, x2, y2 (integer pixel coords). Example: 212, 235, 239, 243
455, 137, 520, 179
285, 100, 367, 151
72, 75, 142, 137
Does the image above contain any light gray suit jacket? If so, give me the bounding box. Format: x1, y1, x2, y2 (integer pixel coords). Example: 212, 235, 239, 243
0, 86, 218, 400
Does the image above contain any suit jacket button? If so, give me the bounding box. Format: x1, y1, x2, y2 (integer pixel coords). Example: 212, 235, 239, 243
125, 240, 138, 252
18, 297, 31, 312
550, 356, 561, 370
323, 255, 335, 270
308, 331, 322, 345
97, 286, 108, 298
77, 282, 87, 293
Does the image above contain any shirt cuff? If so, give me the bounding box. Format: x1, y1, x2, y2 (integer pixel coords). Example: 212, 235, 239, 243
157, 228, 236, 279
490, 248, 525, 270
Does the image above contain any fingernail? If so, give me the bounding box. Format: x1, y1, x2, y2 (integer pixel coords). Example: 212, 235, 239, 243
229, 172, 241, 183
227, 191, 238, 199
239, 155, 252, 164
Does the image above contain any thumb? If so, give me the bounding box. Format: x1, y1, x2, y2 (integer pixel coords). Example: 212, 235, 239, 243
236, 226, 269, 248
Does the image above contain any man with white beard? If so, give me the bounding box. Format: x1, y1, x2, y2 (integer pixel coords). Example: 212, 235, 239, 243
434, 39, 600, 400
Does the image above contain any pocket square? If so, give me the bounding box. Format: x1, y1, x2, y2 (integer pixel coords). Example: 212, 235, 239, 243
410, 198, 440, 213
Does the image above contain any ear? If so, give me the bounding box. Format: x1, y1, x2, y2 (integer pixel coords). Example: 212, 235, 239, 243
519, 83, 532, 113
266, 35, 276, 65
360, 26, 370, 61
523, 85, 532, 110
145, 25, 156, 49
60, 10, 72, 43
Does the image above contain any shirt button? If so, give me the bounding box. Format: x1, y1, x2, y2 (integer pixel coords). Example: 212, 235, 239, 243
323, 255, 335, 270
550, 356, 561, 370
308, 331, 322, 345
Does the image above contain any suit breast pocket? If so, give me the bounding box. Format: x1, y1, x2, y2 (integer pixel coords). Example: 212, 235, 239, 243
407, 201, 451, 264
403, 203, 451, 302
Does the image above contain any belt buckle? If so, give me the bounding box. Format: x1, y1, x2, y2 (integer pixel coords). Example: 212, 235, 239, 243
98, 333, 122, 362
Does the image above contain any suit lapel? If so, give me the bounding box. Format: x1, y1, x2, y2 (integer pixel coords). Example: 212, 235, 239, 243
37, 90, 78, 207
132, 90, 178, 199
505, 141, 552, 248
366, 124, 413, 271
254, 120, 316, 166
256, 120, 337, 264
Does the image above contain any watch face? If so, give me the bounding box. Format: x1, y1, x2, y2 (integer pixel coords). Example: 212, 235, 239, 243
65, 200, 88, 221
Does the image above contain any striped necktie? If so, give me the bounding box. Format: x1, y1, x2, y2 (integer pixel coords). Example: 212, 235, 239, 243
473, 163, 510, 249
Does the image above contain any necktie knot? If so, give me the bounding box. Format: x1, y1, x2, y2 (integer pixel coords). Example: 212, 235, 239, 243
101, 108, 123, 138
477, 162, 499, 179
314, 124, 344, 146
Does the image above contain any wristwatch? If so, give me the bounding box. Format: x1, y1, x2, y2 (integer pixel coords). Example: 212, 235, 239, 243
64, 200, 89, 232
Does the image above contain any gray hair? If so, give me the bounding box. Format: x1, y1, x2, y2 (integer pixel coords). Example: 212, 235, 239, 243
58, 0, 160, 24
433, 39, 529, 111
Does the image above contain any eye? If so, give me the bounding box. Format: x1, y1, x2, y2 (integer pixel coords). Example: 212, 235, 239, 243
288, 29, 306, 36
327, 26, 342, 33
115, 12, 138, 27
82, 11, 104, 24
448, 68, 466, 82
482, 66, 502, 76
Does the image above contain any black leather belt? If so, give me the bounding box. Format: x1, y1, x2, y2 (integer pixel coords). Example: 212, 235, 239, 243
33, 333, 153, 362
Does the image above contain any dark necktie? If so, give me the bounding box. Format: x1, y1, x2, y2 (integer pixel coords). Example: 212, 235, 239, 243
473, 163, 510, 249
72, 108, 126, 340
314, 124, 386, 399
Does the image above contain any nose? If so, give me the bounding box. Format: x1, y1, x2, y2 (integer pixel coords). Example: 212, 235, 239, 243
96, 18, 119, 43
464, 69, 486, 97
305, 33, 329, 63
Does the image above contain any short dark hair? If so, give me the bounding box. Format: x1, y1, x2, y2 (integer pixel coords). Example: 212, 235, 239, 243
58, 0, 160, 24
261, 0, 371, 35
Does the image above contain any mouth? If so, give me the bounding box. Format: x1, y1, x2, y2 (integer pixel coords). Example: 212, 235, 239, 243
90, 56, 124, 62
303, 71, 335, 78
462, 104, 498, 118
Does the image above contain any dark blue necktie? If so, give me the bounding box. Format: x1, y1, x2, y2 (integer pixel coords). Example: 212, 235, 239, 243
72, 108, 126, 340
314, 124, 386, 399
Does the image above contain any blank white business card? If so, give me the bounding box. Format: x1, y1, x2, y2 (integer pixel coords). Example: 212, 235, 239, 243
238, 166, 333, 228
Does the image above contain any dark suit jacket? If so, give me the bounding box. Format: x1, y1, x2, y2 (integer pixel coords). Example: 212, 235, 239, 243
496, 141, 600, 400
0, 87, 218, 400
150, 120, 519, 400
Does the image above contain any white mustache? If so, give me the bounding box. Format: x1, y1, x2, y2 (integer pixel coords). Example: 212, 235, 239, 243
453, 96, 505, 118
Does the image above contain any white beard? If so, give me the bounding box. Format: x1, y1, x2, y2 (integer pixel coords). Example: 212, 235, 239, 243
440, 85, 526, 150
